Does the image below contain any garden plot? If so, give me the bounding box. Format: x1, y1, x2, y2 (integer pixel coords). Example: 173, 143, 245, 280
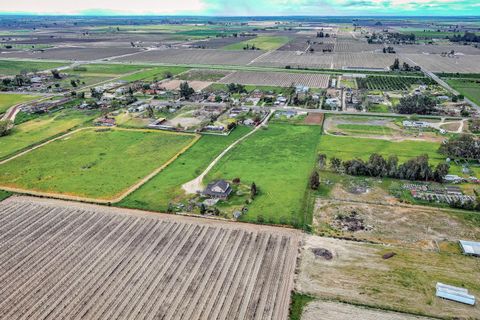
402, 53, 480, 73
297, 235, 480, 319
0, 46, 142, 61
251, 51, 333, 69
161, 79, 212, 91
332, 52, 396, 70
218, 71, 330, 88
0, 128, 196, 200
114, 48, 264, 66
0, 196, 301, 320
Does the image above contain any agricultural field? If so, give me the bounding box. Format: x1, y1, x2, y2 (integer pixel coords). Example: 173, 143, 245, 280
218, 71, 330, 88
205, 123, 322, 227
297, 235, 480, 319
0, 128, 196, 199
0, 59, 66, 75
222, 36, 290, 51
0, 93, 39, 114
119, 126, 252, 212
0, 47, 142, 61
120, 66, 189, 82
252, 51, 333, 69
176, 68, 231, 81
356, 75, 434, 90
0, 109, 98, 160
0, 196, 300, 320
114, 48, 264, 66
402, 53, 480, 73
444, 78, 480, 105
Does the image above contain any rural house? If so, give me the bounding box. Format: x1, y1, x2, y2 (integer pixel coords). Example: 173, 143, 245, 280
203, 180, 233, 200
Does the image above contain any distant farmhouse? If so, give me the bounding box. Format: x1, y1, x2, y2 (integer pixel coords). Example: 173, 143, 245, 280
203, 180, 233, 200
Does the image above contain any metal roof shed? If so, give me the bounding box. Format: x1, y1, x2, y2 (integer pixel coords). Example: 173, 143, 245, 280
436, 283, 476, 306
459, 240, 480, 257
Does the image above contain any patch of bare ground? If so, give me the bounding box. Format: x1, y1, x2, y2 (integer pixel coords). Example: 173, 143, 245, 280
313, 198, 480, 250
296, 235, 480, 319
160, 79, 212, 91
0, 196, 301, 320
302, 300, 435, 320
304, 113, 324, 125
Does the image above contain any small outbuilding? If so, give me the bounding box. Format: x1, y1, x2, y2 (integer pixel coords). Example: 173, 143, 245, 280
436, 283, 476, 306
459, 240, 480, 257
203, 180, 233, 200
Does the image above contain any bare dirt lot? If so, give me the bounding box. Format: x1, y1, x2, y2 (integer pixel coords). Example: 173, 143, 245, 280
314, 198, 480, 250
161, 79, 212, 91
0, 196, 301, 320
302, 301, 435, 320
297, 235, 480, 319
304, 113, 324, 125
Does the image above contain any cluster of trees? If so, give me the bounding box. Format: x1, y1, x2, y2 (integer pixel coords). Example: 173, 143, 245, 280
390, 58, 421, 72
396, 94, 436, 115
226, 83, 247, 94
316, 32, 330, 38
325, 153, 449, 182
180, 81, 195, 99
243, 44, 259, 50
449, 32, 480, 43
439, 135, 480, 161
0, 120, 13, 137
383, 46, 396, 54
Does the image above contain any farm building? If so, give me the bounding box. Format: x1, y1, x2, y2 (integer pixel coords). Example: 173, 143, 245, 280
436, 283, 476, 306
402, 120, 430, 128
459, 240, 480, 257
203, 180, 232, 200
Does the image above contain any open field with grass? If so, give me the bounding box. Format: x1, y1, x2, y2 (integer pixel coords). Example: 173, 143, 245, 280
335, 123, 396, 136
0, 59, 66, 75
297, 235, 480, 319
222, 36, 290, 51
317, 134, 473, 176
445, 78, 480, 105
0, 93, 39, 114
120, 66, 189, 82
206, 124, 322, 227
119, 126, 251, 211
0, 196, 299, 320
0, 128, 196, 199
0, 109, 98, 160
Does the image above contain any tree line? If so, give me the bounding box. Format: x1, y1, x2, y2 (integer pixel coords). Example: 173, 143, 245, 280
439, 134, 480, 161
318, 153, 449, 182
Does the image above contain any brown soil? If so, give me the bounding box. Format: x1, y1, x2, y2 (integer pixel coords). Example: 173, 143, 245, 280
304, 113, 324, 125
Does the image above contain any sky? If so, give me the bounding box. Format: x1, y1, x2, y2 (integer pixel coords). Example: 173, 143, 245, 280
0, 0, 479, 16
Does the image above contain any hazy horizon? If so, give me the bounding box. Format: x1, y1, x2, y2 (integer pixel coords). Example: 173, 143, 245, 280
0, 0, 479, 17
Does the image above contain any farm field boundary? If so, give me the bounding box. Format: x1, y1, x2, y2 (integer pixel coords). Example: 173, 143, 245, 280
0, 127, 200, 204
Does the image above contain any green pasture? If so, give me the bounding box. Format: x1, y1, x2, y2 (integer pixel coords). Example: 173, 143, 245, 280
206, 123, 322, 227
222, 36, 290, 51
0, 128, 196, 199
0, 109, 98, 160
0, 60, 66, 76
120, 66, 189, 82
445, 78, 480, 105
0, 93, 39, 114
119, 126, 252, 211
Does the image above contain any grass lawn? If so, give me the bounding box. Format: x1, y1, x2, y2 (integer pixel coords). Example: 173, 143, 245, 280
0, 128, 196, 199
120, 66, 189, 82
0, 190, 11, 201
289, 293, 315, 320
118, 126, 251, 211
0, 60, 66, 76
222, 36, 290, 51
336, 124, 396, 136
445, 78, 480, 105
0, 93, 39, 114
0, 109, 98, 160
206, 124, 322, 227
318, 135, 474, 176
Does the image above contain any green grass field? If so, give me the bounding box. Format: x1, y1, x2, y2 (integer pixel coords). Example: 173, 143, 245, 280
206, 124, 321, 227
445, 78, 480, 105
318, 135, 474, 176
120, 66, 189, 82
119, 126, 251, 211
0, 60, 66, 76
336, 124, 395, 136
0, 128, 196, 199
222, 36, 290, 51
0, 93, 39, 114
0, 109, 98, 160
